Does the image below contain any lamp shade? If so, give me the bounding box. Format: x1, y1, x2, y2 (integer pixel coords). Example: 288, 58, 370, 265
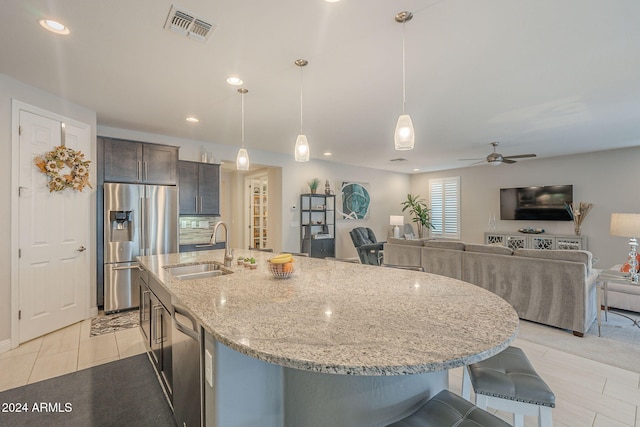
610, 213, 640, 237
295, 134, 310, 162
236, 148, 250, 171
394, 114, 414, 150
390, 215, 405, 226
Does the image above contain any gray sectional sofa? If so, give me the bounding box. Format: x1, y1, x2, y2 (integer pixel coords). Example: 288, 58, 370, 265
384, 238, 598, 336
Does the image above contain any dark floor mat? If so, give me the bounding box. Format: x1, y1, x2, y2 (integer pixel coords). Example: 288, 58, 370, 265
0, 354, 175, 427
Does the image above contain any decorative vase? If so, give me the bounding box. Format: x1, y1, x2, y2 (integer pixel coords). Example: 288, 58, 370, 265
310, 188, 316, 194
574, 224, 581, 236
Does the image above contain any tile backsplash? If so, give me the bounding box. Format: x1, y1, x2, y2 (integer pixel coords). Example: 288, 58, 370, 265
179, 216, 219, 244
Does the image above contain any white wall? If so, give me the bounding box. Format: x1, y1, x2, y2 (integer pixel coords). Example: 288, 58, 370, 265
0, 73, 97, 343
411, 146, 640, 269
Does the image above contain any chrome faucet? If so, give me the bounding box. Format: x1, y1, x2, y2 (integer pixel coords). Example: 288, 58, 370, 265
212, 221, 233, 267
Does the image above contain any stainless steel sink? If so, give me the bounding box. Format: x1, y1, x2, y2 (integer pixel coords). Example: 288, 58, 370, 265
165, 262, 232, 280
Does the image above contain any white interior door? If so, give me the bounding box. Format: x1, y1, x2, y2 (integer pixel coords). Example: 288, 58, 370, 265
18, 110, 91, 343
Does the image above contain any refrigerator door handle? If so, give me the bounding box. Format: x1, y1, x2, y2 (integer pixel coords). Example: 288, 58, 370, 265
140, 195, 146, 255
111, 264, 141, 271
145, 194, 151, 256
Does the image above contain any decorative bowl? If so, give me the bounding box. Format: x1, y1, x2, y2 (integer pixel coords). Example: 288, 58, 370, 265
518, 228, 545, 234
268, 261, 294, 279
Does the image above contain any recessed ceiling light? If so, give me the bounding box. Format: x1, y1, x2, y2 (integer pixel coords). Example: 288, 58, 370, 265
413, 168, 420, 172
39, 19, 70, 35
323, 151, 332, 156
226, 76, 243, 86
324, 0, 341, 3
186, 117, 199, 123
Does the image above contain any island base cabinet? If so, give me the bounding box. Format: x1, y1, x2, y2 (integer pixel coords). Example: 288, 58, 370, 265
203, 332, 447, 427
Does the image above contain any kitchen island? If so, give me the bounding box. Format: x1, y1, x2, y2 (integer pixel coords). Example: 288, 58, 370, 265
138, 249, 519, 426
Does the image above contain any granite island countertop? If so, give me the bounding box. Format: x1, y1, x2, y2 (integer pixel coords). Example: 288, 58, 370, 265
138, 249, 519, 376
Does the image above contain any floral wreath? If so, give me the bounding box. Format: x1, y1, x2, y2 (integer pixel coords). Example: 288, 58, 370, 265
35, 145, 92, 192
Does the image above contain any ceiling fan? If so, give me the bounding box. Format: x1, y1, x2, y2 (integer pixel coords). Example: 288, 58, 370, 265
460, 142, 537, 166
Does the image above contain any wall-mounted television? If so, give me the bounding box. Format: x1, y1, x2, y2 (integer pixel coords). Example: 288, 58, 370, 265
500, 185, 573, 221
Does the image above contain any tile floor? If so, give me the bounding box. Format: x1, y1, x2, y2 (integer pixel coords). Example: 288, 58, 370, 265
0, 317, 146, 392
0, 316, 639, 426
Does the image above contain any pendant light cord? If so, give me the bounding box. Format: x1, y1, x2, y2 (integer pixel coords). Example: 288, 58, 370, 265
299, 66, 304, 134
402, 20, 407, 115
241, 90, 245, 148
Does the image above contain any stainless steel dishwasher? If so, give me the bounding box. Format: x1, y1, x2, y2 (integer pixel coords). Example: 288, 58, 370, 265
172, 302, 202, 427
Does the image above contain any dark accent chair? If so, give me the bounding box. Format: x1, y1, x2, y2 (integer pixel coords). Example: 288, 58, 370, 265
349, 227, 384, 265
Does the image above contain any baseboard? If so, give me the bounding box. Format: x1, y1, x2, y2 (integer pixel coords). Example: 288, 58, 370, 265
0, 338, 11, 354
89, 306, 99, 317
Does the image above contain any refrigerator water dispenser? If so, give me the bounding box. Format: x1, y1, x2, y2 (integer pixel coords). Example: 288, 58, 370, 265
109, 210, 133, 242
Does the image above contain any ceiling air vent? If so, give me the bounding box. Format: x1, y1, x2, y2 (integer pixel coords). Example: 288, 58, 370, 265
164, 5, 216, 43
389, 158, 408, 162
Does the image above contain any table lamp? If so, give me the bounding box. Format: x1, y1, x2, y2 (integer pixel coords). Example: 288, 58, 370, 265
610, 213, 640, 284
390, 215, 405, 239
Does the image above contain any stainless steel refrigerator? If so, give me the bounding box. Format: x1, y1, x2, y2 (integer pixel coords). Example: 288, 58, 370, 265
103, 183, 178, 313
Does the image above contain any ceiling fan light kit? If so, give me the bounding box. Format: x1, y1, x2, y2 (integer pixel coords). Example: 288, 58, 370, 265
394, 11, 415, 151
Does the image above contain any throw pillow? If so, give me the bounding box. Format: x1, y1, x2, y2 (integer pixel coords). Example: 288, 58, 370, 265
404, 233, 416, 240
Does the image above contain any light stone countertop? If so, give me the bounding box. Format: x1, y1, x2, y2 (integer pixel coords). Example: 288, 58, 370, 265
138, 250, 519, 376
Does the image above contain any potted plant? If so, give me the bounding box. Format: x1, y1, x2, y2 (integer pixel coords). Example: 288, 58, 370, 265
237, 256, 244, 265
401, 193, 434, 238
308, 178, 321, 194
249, 257, 257, 269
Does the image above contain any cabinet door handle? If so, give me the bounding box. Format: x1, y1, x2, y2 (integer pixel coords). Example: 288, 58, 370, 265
152, 304, 163, 344
144, 162, 148, 181
195, 197, 198, 213
141, 290, 150, 322
199, 196, 203, 213
137, 161, 142, 181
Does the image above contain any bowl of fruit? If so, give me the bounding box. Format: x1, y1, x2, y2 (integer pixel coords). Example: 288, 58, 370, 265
268, 253, 295, 279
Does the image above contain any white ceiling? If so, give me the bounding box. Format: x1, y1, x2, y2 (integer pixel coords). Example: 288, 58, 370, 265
2, 0, 640, 173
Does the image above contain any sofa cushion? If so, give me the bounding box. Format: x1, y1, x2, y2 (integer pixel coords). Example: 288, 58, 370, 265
387, 237, 425, 246
465, 244, 513, 256
424, 240, 466, 251
514, 249, 592, 274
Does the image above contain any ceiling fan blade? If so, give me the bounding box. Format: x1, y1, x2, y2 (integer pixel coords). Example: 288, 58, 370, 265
503, 153, 536, 159
502, 158, 517, 164
458, 158, 484, 161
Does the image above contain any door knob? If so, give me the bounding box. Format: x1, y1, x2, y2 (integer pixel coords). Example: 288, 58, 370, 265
77, 246, 87, 252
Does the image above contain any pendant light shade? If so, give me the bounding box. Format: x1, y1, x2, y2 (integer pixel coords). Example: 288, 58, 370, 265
394, 114, 414, 150
294, 59, 310, 162
236, 148, 249, 170
394, 11, 415, 151
236, 88, 250, 171
295, 134, 310, 162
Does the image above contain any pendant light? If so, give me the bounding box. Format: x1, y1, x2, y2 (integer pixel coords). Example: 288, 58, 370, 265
394, 11, 415, 151
294, 59, 310, 162
236, 88, 250, 171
